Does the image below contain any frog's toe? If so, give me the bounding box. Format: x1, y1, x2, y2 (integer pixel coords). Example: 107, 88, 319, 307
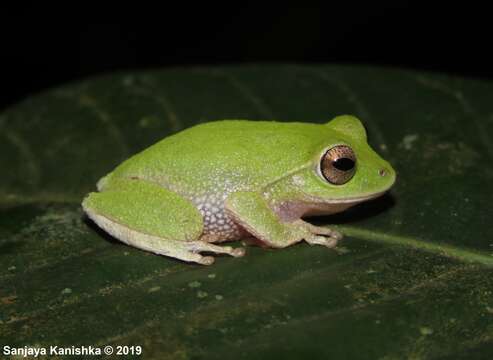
305, 235, 327, 246
296, 221, 343, 241
197, 256, 215, 265
305, 234, 339, 248
329, 231, 343, 241
323, 237, 338, 248
231, 247, 246, 257
314, 227, 342, 242
186, 241, 245, 259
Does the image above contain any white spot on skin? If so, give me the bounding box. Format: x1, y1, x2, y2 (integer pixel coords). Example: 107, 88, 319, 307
292, 175, 305, 186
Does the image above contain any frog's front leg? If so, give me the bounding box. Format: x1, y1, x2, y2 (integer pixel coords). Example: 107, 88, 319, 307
293, 220, 342, 247
82, 178, 244, 265
225, 192, 342, 249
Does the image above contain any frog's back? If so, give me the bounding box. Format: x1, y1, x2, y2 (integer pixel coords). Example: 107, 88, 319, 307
107, 120, 333, 193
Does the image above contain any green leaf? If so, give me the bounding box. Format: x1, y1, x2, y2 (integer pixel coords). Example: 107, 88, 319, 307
1, 65, 493, 359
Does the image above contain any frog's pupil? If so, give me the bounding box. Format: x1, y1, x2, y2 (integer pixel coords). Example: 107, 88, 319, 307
332, 158, 354, 171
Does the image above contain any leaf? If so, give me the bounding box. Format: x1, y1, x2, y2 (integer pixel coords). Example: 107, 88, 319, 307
1, 65, 493, 359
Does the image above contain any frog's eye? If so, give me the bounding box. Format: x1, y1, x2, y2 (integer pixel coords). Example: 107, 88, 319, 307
321, 145, 356, 185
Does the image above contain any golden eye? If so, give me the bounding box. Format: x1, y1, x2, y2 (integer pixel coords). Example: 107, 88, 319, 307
321, 145, 356, 185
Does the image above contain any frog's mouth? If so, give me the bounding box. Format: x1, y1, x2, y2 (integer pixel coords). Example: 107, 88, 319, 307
300, 188, 389, 206
275, 190, 389, 220
323, 190, 388, 204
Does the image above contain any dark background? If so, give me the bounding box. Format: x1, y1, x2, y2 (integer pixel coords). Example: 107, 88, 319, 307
1, 3, 491, 111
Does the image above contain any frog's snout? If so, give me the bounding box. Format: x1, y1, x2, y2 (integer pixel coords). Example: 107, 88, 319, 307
378, 166, 397, 189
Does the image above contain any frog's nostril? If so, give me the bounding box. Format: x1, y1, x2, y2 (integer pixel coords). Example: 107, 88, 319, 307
379, 169, 387, 177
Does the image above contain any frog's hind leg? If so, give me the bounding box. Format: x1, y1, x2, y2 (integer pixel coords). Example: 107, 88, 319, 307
82, 178, 240, 265
87, 213, 215, 265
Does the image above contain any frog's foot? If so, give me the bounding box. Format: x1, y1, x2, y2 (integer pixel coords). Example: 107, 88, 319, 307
84, 207, 219, 265
293, 220, 342, 248
186, 241, 246, 258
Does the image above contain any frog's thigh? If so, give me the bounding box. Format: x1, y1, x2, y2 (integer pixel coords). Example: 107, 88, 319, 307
82, 179, 216, 265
